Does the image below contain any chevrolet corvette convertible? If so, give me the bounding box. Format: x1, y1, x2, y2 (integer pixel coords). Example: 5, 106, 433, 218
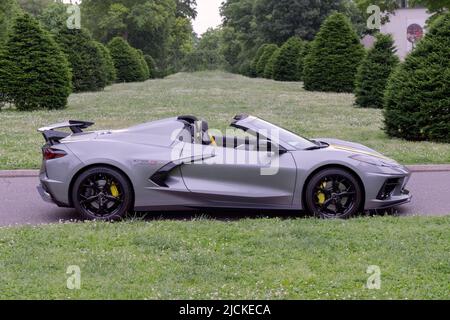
37, 115, 411, 220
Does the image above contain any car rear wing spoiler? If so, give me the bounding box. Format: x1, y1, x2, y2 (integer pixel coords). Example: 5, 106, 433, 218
38, 120, 94, 145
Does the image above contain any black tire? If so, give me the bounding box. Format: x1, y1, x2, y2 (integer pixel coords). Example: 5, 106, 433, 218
72, 166, 133, 221
305, 168, 363, 219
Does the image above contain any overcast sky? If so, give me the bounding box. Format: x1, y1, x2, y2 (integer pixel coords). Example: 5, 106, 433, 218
193, 0, 223, 35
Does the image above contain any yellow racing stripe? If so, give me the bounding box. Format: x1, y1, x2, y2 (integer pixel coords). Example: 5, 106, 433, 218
329, 144, 391, 161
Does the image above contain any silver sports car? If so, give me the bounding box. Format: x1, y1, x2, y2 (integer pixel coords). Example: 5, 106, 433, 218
37, 115, 411, 220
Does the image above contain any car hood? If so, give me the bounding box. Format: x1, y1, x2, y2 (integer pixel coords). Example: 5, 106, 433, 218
314, 138, 392, 161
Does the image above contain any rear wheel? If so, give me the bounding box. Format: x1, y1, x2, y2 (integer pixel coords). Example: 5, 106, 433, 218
72, 167, 133, 221
305, 168, 363, 219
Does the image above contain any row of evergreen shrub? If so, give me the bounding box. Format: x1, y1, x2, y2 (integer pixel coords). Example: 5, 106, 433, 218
247, 12, 449, 143
250, 13, 364, 89
0, 14, 157, 111
250, 37, 308, 82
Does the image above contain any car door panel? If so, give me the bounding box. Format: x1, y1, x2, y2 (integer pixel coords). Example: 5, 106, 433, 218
180, 144, 297, 206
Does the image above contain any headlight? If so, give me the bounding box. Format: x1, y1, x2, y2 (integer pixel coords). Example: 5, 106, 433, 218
350, 154, 397, 167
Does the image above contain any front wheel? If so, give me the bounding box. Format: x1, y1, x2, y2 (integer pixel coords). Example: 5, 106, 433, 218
72, 167, 133, 221
305, 168, 363, 219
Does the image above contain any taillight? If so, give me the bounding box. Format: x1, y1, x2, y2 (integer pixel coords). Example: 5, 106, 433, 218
43, 147, 67, 160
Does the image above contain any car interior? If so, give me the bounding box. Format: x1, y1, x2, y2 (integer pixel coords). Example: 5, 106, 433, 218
177, 115, 275, 152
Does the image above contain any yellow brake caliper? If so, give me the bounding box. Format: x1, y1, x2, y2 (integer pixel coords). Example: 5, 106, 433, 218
317, 182, 327, 205
110, 182, 119, 198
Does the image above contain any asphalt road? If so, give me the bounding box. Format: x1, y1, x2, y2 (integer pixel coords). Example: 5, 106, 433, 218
0, 172, 449, 226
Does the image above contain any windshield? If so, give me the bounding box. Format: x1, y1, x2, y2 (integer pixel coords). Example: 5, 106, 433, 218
247, 118, 317, 150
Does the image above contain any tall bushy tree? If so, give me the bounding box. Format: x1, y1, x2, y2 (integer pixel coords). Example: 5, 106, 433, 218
253, 0, 344, 43
296, 41, 310, 81
108, 37, 144, 83
135, 49, 150, 80
37, 1, 69, 34
0, 0, 22, 46
250, 44, 270, 77
0, 14, 71, 110
220, 0, 258, 73
384, 13, 450, 142
354, 34, 399, 108
144, 54, 156, 79
273, 37, 304, 81
17, 0, 54, 16
256, 44, 278, 77
167, 16, 195, 74
221, 26, 242, 72
57, 28, 108, 92
95, 42, 117, 85
80, 0, 197, 73
303, 13, 365, 92
263, 47, 281, 79
182, 27, 226, 72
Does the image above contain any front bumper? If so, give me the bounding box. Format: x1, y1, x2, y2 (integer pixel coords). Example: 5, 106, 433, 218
367, 189, 412, 209
362, 164, 412, 210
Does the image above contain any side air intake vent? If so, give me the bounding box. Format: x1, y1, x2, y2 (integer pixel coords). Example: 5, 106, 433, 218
149, 162, 179, 187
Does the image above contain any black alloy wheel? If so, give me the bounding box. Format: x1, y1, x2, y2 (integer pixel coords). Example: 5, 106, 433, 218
305, 168, 363, 219
72, 167, 133, 221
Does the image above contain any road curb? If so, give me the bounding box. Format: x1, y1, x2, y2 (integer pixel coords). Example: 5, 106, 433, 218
0, 170, 40, 178
406, 165, 450, 173
1, 165, 450, 178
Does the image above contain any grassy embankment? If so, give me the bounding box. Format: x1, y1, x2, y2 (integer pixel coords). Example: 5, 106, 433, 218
0, 216, 448, 299
1, 71, 449, 169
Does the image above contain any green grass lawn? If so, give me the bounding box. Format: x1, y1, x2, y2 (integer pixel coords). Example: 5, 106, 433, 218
0, 216, 448, 299
0, 71, 449, 169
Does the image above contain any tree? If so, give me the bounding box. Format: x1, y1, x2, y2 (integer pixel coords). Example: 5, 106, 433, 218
95, 42, 117, 85
182, 28, 226, 72
37, 1, 69, 34
303, 13, 365, 92
384, 13, 450, 142
167, 16, 194, 73
250, 44, 270, 77
135, 48, 150, 80
108, 36, 145, 83
80, 0, 196, 73
0, 0, 22, 46
273, 37, 305, 81
253, 0, 344, 43
354, 34, 399, 108
220, 0, 258, 72
220, 0, 368, 73
263, 47, 281, 79
176, 0, 198, 19
256, 44, 278, 77
0, 14, 71, 110
57, 28, 108, 92
17, 0, 54, 16
296, 41, 310, 80
220, 26, 242, 72
410, 0, 449, 13
144, 54, 156, 79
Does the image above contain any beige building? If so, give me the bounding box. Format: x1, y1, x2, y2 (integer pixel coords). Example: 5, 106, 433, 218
363, 1, 431, 60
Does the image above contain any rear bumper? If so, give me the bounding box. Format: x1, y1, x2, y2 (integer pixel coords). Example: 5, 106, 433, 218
38, 173, 72, 208
37, 185, 54, 203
